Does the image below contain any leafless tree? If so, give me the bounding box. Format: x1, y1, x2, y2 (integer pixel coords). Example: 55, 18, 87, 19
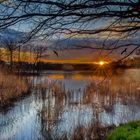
1, 37, 19, 67
0, 48, 3, 61
0, 0, 140, 59
32, 44, 48, 63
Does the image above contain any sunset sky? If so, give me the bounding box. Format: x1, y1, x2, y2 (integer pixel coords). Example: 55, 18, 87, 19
0, 28, 139, 63
0, 0, 139, 63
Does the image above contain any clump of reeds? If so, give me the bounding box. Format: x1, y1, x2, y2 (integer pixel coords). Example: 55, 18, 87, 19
0, 70, 28, 106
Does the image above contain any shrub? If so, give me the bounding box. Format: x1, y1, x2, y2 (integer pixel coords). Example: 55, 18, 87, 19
106, 121, 140, 140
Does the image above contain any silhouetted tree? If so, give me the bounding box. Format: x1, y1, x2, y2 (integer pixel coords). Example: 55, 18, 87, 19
1, 38, 18, 67
0, 0, 140, 58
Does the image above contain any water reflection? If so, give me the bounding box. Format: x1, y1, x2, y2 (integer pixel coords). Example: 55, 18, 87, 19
0, 69, 140, 140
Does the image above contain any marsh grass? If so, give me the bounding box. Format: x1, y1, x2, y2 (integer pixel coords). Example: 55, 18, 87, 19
35, 73, 140, 140
0, 69, 28, 106
0, 70, 139, 139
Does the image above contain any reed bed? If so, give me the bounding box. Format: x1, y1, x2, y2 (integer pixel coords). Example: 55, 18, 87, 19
34, 74, 140, 140
0, 70, 28, 106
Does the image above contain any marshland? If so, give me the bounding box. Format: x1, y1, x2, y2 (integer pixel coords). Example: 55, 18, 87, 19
0, 67, 28, 107
0, 68, 140, 140
0, 0, 140, 139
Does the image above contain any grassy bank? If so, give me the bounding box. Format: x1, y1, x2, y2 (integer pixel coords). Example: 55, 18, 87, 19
106, 121, 140, 140
0, 69, 28, 106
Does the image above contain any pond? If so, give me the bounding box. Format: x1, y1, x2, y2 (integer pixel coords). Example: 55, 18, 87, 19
0, 69, 140, 140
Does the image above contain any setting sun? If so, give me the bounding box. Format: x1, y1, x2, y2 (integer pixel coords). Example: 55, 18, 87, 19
99, 61, 105, 66
94, 61, 109, 66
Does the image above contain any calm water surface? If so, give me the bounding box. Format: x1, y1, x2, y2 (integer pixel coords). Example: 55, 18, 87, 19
0, 69, 140, 140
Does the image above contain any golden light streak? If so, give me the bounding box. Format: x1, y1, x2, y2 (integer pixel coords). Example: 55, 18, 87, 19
99, 61, 105, 66
94, 61, 109, 66
0, 48, 112, 64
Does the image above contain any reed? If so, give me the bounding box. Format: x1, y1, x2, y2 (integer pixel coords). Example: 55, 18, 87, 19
0, 69, 28, 106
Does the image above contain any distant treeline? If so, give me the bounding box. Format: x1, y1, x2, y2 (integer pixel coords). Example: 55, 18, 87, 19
0, 57, 140, 74
0, 61, 129, 71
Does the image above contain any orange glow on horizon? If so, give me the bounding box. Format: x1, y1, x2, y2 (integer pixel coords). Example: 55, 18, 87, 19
0, 48, 111, 64
99, 61, 105, 65
94, 61, 109, 66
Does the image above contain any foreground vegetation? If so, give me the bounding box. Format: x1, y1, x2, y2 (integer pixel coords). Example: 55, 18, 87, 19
0, 68, 28, 106
106, 121, 140, 140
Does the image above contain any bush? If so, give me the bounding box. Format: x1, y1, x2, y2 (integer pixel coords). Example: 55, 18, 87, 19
106, 121, 140, 140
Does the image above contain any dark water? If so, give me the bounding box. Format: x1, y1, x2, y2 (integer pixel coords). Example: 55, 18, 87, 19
0, 69, 140, 140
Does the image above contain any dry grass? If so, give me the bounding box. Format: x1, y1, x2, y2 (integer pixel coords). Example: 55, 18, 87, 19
0, 69, 28, 106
